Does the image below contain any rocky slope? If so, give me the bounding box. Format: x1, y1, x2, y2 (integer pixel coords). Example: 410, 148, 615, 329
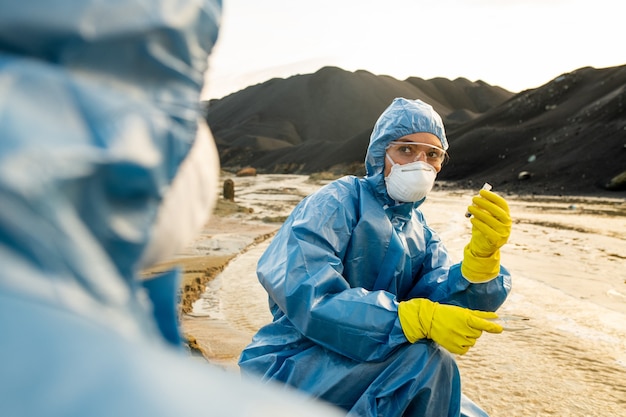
204, 65, 626, 196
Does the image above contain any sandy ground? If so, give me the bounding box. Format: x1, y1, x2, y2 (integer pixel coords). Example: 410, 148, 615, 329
160, 174, 626, 416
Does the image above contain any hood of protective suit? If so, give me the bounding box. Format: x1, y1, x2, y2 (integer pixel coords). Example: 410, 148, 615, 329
362, 98, 448, 207
365, 98, 448, 178
0, 1, 220, 326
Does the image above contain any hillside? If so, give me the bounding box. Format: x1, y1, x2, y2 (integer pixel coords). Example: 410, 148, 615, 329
440, 65, 626, 195
204, 65, 626, 196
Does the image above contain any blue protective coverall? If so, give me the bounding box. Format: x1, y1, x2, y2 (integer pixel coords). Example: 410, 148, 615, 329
0, 1, 344, 416
239, 98, 512, 416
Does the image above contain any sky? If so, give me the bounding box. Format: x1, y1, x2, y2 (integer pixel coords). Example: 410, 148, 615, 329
201, 0, 624, 100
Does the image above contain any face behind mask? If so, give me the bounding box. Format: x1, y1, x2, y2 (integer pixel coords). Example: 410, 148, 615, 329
384, 154, 437, 203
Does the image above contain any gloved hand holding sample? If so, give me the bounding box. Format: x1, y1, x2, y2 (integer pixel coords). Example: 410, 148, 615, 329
462, 188, 512, 282
398, 298, 504, 355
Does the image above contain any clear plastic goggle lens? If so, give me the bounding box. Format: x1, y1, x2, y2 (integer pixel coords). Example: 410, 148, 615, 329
387, 141, 447, 162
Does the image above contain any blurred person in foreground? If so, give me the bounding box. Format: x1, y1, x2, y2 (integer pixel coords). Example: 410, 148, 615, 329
239, 98, 513, 417
0, 1, 343, 416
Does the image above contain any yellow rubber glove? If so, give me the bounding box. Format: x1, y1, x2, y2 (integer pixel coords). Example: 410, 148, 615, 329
398, 298, 503, 355
462, 189, 512, 282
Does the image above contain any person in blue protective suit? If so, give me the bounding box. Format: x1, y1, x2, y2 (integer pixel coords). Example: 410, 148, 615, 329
239, 98, 513, 417
0, 1, 344, 416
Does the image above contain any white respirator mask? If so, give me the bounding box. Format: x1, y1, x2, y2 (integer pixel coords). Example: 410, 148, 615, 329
384, 153, 437, 203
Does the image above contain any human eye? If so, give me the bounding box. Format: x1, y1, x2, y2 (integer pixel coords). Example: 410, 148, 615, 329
398, 145, 414, 155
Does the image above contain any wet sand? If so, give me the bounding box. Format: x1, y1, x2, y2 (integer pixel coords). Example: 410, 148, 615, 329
153, 174, 626, 416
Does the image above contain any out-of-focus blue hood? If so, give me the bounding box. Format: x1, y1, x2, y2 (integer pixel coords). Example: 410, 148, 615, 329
0, 0, 220, 333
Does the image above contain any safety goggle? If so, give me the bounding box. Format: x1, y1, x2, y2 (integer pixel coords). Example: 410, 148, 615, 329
386, 141, 448, 164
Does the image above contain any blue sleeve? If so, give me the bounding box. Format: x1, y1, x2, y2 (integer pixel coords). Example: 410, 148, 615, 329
257, 186, 407, 362
406, 222, 512, 312
431, 263, 512, 312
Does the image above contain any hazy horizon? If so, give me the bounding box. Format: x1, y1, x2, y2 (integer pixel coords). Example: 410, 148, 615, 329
202, 0, 625, 100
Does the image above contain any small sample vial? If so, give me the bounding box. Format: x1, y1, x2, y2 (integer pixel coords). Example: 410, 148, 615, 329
465, 183, 492, 218
488, 315, 531, 331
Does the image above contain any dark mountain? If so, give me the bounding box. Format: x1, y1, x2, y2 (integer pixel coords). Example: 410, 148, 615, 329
440, 65, 626, 195
205, 66, 513, 174
204, 65, 626, 196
